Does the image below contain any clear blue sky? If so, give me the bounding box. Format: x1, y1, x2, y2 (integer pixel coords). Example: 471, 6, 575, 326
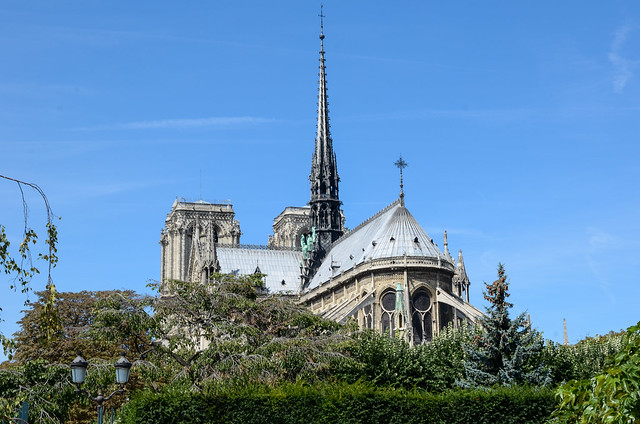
2, 1, 639, 352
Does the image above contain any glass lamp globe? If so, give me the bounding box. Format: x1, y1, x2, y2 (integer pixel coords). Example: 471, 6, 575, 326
114, 354, 132, 385
70, 352, 88, 384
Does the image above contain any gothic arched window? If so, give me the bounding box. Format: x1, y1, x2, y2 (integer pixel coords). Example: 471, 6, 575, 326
380, 290, 396, 336
411, 289, 433, 344
320, 204, 329, 227
363, 304, 373, 329
439, 303, 453, 331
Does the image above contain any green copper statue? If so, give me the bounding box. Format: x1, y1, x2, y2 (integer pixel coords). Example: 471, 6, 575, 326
301, 226, 318, 259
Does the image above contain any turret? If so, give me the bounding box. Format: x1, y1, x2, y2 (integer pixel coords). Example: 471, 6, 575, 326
453, 249, 470, 302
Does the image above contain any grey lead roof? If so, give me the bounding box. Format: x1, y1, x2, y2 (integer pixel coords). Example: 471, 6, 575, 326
216, 247, 302, 294
307, 199, 445, 290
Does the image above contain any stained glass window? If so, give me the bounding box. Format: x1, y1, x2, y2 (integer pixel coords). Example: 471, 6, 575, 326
411, 289, 433, 344
380, 290, 396, 336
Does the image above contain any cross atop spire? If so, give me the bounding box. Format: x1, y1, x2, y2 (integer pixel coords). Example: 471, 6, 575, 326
394, 156, 407, 205
319, 4, 325, 39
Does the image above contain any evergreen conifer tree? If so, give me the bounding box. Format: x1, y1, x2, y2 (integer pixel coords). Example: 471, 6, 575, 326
460, 263, 550, 387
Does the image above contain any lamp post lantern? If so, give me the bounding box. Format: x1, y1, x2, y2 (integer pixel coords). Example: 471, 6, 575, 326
114, 355, 132, 385
70, 351, 131, 424
70, 352, 88, 384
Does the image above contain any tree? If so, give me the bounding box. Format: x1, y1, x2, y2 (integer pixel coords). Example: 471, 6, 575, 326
460, 263, 550, 387
542, 331, 626, 385
335, 323, 477, 391
0, 355, 134, 424
551, 321, 640, 423
0, 359, 76, 424
1, 174, 61, 355
7, 290, 143, 366
91, 273, 351, 389
2, 290, 149, 423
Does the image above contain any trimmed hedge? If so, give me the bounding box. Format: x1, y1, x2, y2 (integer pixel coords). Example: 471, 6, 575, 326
120, 383, 556, 424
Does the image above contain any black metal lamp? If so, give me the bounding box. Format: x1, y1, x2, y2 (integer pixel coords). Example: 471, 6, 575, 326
70, 351, 132, 424
70, 351, 88, 384
114, 354, 132, 385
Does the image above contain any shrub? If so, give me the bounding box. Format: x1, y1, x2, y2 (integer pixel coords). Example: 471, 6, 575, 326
120, 382, 556, 424
542, 331, 625, 384
333, 325, 473, 391
550, 321, 640, 423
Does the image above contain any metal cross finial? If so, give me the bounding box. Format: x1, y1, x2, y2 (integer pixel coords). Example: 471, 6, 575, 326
394, 156, 407, 205
319, 4, 325, 35
394, 156, 407, 171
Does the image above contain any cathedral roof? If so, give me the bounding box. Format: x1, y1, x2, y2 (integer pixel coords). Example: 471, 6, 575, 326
216, 246, 302, 294
307, 199, 447, 290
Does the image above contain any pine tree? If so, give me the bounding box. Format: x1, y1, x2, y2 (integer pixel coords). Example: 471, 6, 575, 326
460, 263, 550, 387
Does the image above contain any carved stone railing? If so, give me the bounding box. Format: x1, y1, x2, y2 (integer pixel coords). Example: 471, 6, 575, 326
300, 255, 455, 301
178, 197, 233, 205
216, 243, 301, 252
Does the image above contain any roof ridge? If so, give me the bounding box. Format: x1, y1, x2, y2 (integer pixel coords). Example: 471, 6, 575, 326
331, 198, 401, 245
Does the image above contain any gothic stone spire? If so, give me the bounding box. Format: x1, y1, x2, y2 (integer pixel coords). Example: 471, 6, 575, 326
454, 249, 471, 302
309, 7, 343, 254
443, 230, 452, 262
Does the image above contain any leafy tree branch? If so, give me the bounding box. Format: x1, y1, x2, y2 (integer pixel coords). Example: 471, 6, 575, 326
0, 174, 61, 358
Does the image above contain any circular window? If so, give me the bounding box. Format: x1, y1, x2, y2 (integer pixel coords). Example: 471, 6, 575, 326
381, 291, 396, 311
412, 290, 430, 312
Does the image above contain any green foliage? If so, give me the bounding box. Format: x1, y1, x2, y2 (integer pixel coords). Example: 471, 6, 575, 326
0, 225, 40, 291
1, 174, 61, 357
7, 290, 142, 366
119, 382, 556, 424
542, 331, 626, 384
0, 351, 147, 424
91, 274, 350, 389
3, 290, 152, 423
551, 321, 640, 423
0, 359, 75, 424
460, 264, 550, 388
334, 324, 475, 391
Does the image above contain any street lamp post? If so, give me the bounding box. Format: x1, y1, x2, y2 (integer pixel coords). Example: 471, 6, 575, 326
70, 351, 132, 424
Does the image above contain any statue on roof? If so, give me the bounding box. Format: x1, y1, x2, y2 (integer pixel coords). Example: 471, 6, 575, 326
301, 226, 318, 259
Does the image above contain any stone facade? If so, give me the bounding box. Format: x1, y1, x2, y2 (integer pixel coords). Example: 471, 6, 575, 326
268, 207, 311, 250
160, 199, 240, 282
298, 200, 481, 345
302, 260, 479, 344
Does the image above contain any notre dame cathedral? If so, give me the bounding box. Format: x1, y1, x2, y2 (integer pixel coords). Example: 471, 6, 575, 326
160, 20, 482, 345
